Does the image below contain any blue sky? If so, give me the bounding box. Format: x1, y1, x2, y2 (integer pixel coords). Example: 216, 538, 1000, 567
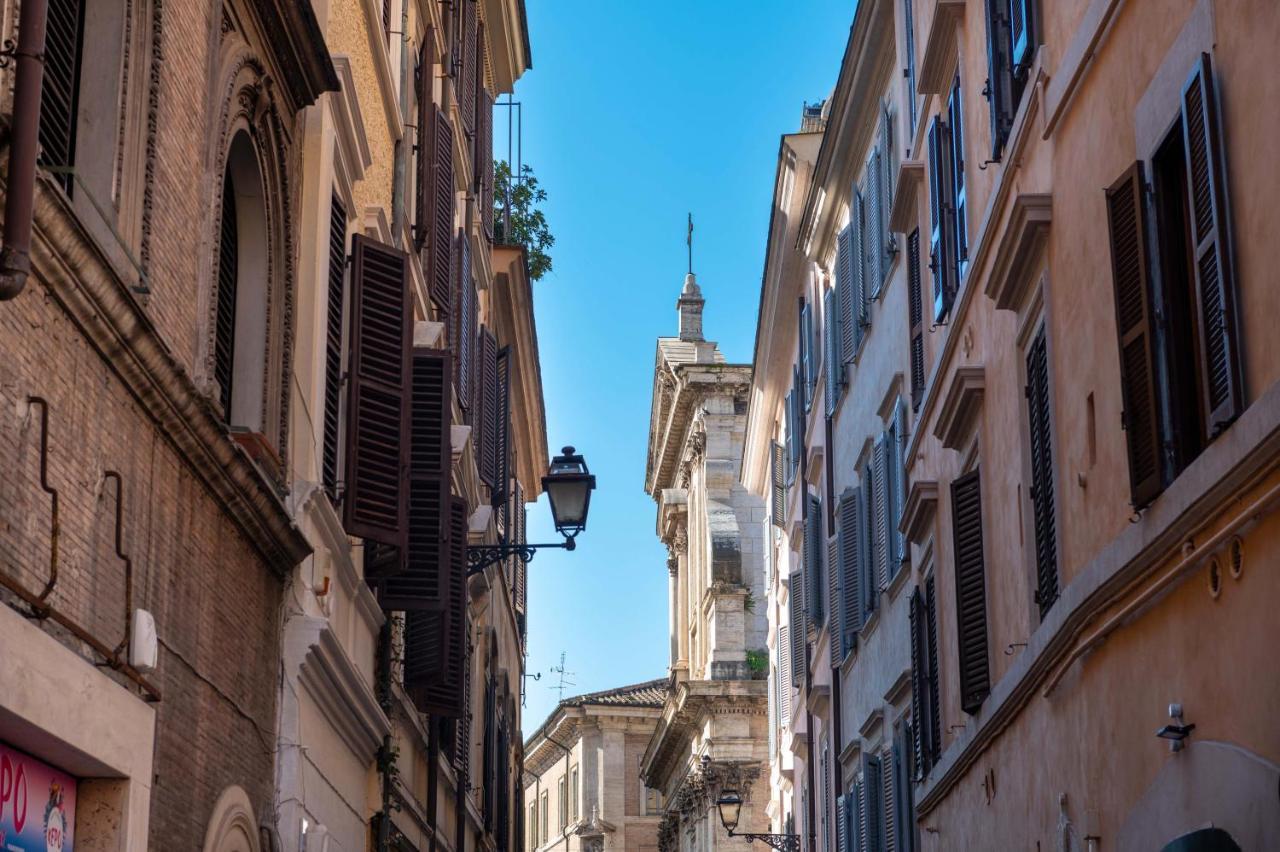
512, 1, 854, 732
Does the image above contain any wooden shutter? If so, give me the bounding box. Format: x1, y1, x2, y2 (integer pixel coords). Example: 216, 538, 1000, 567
837, 224, 856, 362
379, 348, 452, 606
907, 230, 925, 411
824, 288, 841, 416
904, 0, 918, 132
859, 459, 876, 618
828, 535, 842, 665
852, 187, 867, 350
838, 487, 863, 653
427, 105, 456, 315
804, 494, 824, 624
1105, 163, 1162, 508
873, 435, 890, 588
454, 231, 476, 414
771, 440, 787, 527
882, 747, 896, 852
784, 389, 798, 484
404, 495, 469, 715
836, 795, 848, 852
415, 36, 433, 251
925, 576, 942, 765
788, 570, 805, 686
800, 302, 814, 411
882, 103, 897, 243
892, 400, 909, 568
951, 469, 990, 714
511, 479, 527, 612
38, 0, 84, 192
477, 326, 499, 488
908, 588, 927, 778
322, 194, 347, 496
948, 78, 968, 267
480, 87, 496, 240
455, 626, 472, 779
1026, 327, 1059, 617
344, 234, 413, 556
866, 150, 884, 298
460, 0, 478, 136
1011, 0, 1035, 68
1181, 53, 1242, 435
866, 755, 884, 852
492, 345, 512, 505
214, 173, 239, 418
778, 624, 792, 725
892, 728, 911, 852
985, 0, 1015, 160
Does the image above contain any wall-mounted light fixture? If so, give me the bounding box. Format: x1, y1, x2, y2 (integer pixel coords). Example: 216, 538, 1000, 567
1156, 703, 1195, 752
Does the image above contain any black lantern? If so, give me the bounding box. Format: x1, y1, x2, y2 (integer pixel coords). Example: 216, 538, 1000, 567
542, 446, 596, 543
716, 790, 744, 834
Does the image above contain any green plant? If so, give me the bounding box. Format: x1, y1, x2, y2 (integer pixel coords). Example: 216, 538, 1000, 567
493, 160, 554, 281
743, 591, 757, 614
745, 649, 769, 678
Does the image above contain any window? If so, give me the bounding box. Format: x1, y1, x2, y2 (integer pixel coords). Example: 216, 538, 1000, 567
801, 300, 816, 411
321, 194, 348, 497
528, 801, 537, 851
951, 469, 990, 714
903, 0, 918, 136
906, 230, 925, 410
824, 288, 842, 416
541, 790, 549, 845
558, 776, 567, 830
1024, 326, 1059, 617
984, 0, 1038, 160
642, 786, 664, 815
835, 486, 864, 660
788, 570, 806, 687
1105, 54, 1242, 509
38, 0, 85, 194
927, 76, 967, 322
570, 766, 579, 821
803, 493, 824, 625
909, 577, 942, 778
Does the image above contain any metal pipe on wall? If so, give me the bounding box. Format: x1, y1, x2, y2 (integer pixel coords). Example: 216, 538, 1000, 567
0, 0, 50, 300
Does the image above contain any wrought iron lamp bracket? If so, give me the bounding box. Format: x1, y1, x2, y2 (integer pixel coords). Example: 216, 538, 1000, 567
466, 538, 575, 576
727, 831, 802, 852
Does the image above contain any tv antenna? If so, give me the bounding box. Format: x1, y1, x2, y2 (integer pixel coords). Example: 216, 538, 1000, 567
549, 651, 576, 701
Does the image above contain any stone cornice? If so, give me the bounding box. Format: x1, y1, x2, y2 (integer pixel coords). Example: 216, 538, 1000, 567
23, 174, 312, 572
985, 194, 1053, 311
292, 482, 384, 632
645, 357, 752, 498
933, 367, 985, 452
918, 0, 966, 95
240, 0, 339, 113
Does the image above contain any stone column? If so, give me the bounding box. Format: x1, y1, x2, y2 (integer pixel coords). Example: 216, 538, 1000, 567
667, 554, 679, 669
673, 527, 690, 671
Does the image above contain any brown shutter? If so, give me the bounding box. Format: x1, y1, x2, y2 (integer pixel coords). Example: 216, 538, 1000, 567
343, 235, 413, 558
766, 440, 783, 527
322, 194, 348, 496
492, 345, 512, 505
1105, 162, 1162, 508
454, 231, 476, 414
214, 173, 239, 418
511, 479, 527, 613
38, 0, 84, 192
427, 105, 456, 315
481, 87, 495, 240
951, 469, 990, 714
1026, 326, 1059, 617
405, 495, 469, 716
415, 34, 434, 251
1181, 53, 1243, 434
379, 348, 452, 608
925, 575, 942, 764
908, 587, 926, 777
477, 326, 499, 488
460, 0, 478, 137
455, 627, 473, 780
908, 230, 925, 411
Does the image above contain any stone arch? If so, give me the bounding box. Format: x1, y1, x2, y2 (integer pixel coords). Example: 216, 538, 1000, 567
202, 785, 261, 852
203, 39, 297, 474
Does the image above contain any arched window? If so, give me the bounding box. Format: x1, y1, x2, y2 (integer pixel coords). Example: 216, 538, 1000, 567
215, 131, 270, 431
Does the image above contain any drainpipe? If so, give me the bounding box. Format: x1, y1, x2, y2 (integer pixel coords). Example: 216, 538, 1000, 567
0, 0, 49, 300
389, 0, 411, 248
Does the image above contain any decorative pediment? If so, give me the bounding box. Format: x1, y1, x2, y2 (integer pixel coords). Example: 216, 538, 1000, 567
918, 0, 966, 95
933, 367, 985, 451
254, 0, 339, 111
900, 480, 940, 545
890, 160, 925, 233
986, 194, 1052, 311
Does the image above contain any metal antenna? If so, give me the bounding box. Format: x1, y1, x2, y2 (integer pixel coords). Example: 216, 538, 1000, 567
549, 651, 576, 701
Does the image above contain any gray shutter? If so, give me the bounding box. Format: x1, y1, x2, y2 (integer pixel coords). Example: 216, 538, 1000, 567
838, 488, 862, 654
836, 795, 848, 852
860, 460, 876, 617
907, 229, 925, 411
866, 150, 884, 299
828, 535, 842, 666
1026, 328, 1059, 617
892, 400, 909, 568
837, 224, 856, 362
778, 623, 792, 725
873, 435, 890, 589
856, 770, 869, 852
772, 440, 787, 526
768, 654, 778, 756
1181, 53, 1242, 434
804, 494, 824, 624
927, 117, 956, 322
893, 727, 913, 852
985, 0, 1016, 160
882, 103, 897, 246
785, 390, 797, 484
801, 302, 815, 411
824, 287, 841, 416
788, 571, 805, 687
948, 78, 968, 267
864, 754, 883, 852
882, 747, 896, 852
852, 187, 867, 349
952, 469, 990, 714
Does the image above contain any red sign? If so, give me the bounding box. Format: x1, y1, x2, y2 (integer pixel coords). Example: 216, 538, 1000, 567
0, 743, 76, 851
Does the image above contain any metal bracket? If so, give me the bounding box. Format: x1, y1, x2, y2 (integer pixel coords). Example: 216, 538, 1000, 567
727, 832, 802, 852
466, 538, 574, 576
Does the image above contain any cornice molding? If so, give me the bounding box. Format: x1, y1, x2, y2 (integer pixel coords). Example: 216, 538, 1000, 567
246, 0, 339, 112
918, 0, 966, 96
901, 480, 940, 545
291, 618, 391, 763
889, 160, 925, 234
933, 367, 985, 451
985, 194, 1053, 311
292, 483, 385, 632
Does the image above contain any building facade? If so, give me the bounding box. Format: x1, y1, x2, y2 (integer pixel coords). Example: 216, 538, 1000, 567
639, 274, 771, 852
746, 0, 1280, 850
0, 0, 538, 849
522, 680, 668, 852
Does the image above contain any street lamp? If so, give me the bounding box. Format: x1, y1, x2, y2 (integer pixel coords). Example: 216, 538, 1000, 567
715, 790, 800, 852
467, 446, 597, 574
